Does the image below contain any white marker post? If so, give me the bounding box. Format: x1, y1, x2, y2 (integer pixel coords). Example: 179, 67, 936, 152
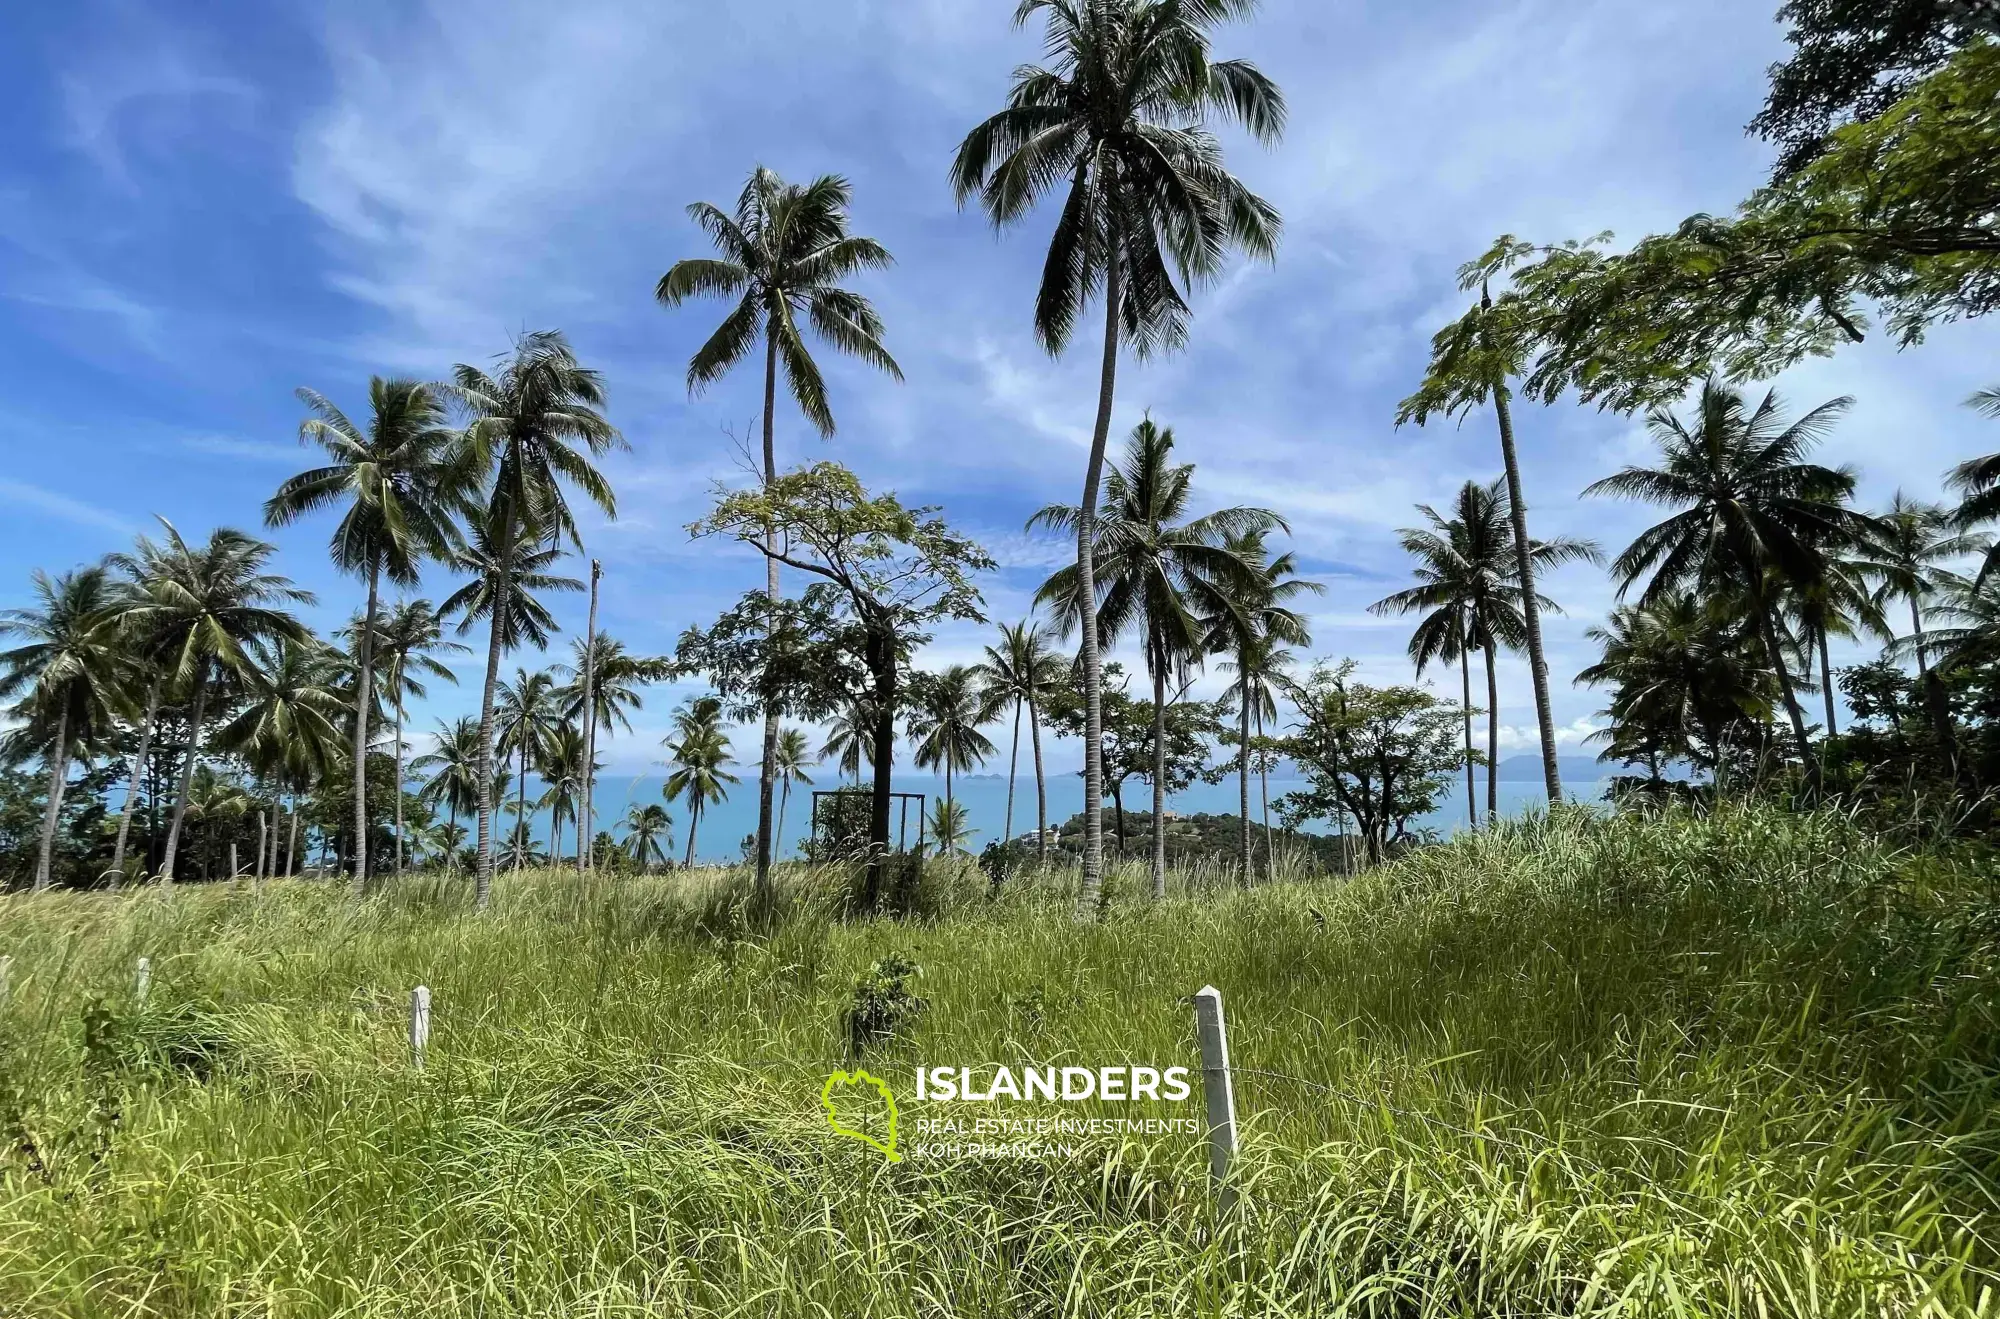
410, 986, 431, 1072
1194, 984, 1238, 1212
0, 954, 11, 1008
135, 956, 151, 1007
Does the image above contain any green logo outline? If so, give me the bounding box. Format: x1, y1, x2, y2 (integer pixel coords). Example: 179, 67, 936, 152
821, 1068, 902, 1162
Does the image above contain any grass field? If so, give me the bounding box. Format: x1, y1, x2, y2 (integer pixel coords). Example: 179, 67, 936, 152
2, 804, 1997, 1316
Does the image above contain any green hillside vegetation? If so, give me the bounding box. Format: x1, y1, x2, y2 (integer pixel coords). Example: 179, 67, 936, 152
2, 803, 1995, 1315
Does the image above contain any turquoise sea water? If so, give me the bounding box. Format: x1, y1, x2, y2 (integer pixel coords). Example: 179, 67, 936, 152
549, 770, 1610, 866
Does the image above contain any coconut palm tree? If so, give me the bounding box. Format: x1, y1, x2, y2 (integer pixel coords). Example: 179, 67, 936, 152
494, 668, 563, 874
975, 620, 1065, 863
1786, 547, 1886, 738
265, 378, 468, 894
658, 166, 902, 896
102, 564, 183, 885
363, 599, 467, 876
819, 702, 877, 783
663, 697, 737, 867
929, 796, 973, 858
215, 636, 344, 880
448, 330, 621, 905
1578, 591, 1775, 779
908, 665, 996, 818
621, 802, 674, 871
537, 723, 590, 865
109, 523, 311, 882
772, 726, 815, 861
1033, 420, 1279, 898
413, 715, 484, 865
439, 502, 584, 905
0, 566, 129, 890
1949, 386, 2000, 584
555, 634, 671, 861
1853, 493, 1979, 755
1584, 378, 1869, 778
952, 0, 1283, 916
1369, 479, 1596, 825
1200, 529, 1319, 881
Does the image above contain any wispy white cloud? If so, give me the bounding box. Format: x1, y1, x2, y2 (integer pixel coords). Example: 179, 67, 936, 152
0, 477, 136, 537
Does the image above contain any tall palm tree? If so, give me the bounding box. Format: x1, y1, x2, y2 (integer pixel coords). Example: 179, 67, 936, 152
1398, 242, 1582, 803
448, 330, 621, 905
555, 634, 670, 861
952, 0, 1283, 915
1034, 420, 1278, 898
1369, 479, 1595, 825
1584, 378, 1868, 778
975, 620, 1065, 863
772, 726, 815, 861
103, 566, 179, 884
663, 696, 737, 867
439, 502, 584, 905
1854, 493, 1977, 754
215, 636, 344, 880
909, 665, 997, 819
265, 378, 468, 894
537, 723, 589, 865
413, 715, 484, 866
1787, 550, 1886, 738
658, 166, 902, 897
365, 599, 467, 876
1579, 591, 1776, 780
494, 668, 563, 874
1202, 530, 1319, 881
109, 523, 311, 882
0, 566, 128, 890
819, 702, 876, 783
621, 802, 673, 871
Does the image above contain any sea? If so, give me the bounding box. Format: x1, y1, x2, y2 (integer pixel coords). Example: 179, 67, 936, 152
560, 770, 1612, 866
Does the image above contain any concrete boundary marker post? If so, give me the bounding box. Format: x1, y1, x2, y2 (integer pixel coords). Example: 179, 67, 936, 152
0, 954, 11, 1008
135, 956, 151, 1007
1194, 984, 1238, 1212
410, 986, 431, 1071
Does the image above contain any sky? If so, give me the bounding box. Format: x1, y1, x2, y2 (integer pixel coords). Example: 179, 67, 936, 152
3, 0, 1999, 777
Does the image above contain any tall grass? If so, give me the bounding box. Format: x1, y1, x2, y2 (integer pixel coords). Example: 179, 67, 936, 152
1, 803, 1996, 1315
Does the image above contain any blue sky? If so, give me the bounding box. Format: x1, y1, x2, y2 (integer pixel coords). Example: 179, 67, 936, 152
4, 0, 1999, 774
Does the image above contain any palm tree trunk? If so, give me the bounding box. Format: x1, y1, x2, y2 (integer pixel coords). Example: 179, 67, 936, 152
474, 573, 506, 909
159, 670, 210, 884
1029, 693, 1048, 867
1150, 659, 1168, 900
514, 746, 530, 875
351, 560, 379, 897
1818, 628, 1839, 737
684, 802, 699, 869
1491, 372, 1562, 803
1484, 641, 1500, 825
1074, 249, 1123, 919
256, 810, 268, 882
1909, 596, 1960, 772
1256, 704, 1273, 873
1459, 646, 1474, 829
286, 799, 300, 878
394, 687, 408, 878
32, 709, 71, 892
110, 679, 160, 886
1238, 665, 1252, 888
1004, 700, 1021, 845
777, 779, 791, 861
579, 559, 601, 876
1751, 588, 1816, 771
754, 330, 782, 898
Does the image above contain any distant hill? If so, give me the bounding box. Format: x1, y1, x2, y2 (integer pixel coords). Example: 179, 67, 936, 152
1494, 755, 1608, 782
